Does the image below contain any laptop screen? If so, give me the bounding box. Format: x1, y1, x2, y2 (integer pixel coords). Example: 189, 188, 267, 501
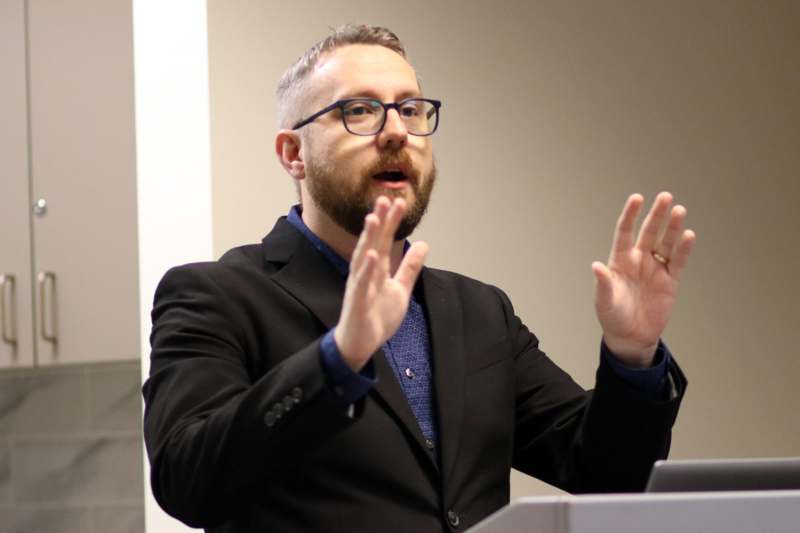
646, 457, 800, 492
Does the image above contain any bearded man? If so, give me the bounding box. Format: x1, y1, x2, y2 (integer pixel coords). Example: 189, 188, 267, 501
142, 24, 695, 533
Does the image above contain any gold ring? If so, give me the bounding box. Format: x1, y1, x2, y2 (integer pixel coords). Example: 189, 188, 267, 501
652, 251, 669, 265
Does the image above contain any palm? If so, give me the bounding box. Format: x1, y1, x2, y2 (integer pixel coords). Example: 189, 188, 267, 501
593, 193, 695, 366
335, 197, 429, 370
352, 273, 412, 351
600, 249, 678, 348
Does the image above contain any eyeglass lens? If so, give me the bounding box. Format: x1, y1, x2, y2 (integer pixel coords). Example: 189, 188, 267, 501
342, 99, 437, 135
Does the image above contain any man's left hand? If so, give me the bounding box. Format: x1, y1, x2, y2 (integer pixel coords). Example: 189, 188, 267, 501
592, 192, 696, 368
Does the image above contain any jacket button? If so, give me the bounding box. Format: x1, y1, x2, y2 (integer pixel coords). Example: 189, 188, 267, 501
291, 387, 303, 403
264, 411, 277, 428
447, 509, 460, 528
282, 396, 294, 411
425, 439, 435, 450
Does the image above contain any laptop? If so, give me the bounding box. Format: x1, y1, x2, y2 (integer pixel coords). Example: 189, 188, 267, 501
645, 457, 800, 492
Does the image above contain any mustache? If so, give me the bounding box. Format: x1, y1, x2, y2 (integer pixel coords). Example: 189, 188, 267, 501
363, 150, 419, 183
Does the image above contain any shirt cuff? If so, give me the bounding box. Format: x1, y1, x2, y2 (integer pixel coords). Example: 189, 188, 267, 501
320, 328, 377, 406
601, 339, 670, 398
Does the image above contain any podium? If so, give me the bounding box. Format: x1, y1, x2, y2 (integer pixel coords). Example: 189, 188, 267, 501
467, 491, 800, 532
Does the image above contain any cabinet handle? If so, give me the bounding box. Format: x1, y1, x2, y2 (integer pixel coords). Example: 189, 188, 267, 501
37, 271, 57, 343
0, 274, 17, 346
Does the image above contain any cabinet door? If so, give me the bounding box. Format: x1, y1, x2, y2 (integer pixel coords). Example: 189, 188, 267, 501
0, 0, 35, 368
27, 0, 140, 364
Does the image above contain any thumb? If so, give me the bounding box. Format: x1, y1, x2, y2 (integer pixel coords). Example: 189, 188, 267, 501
591, 261, 614, 313
395, 241, 429, 291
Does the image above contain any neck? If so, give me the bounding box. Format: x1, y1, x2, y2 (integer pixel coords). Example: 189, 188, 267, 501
301, 205, 406, 274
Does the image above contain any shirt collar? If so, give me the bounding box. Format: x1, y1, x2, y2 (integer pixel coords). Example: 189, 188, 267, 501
287, 205, 350, 276
286, 204, 411, 278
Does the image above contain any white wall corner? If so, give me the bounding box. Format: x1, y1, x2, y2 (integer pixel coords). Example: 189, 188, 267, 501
133, 1, 212, 531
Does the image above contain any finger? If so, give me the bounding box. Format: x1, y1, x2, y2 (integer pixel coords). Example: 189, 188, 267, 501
373, 195, 391, 223
591, 261, 615, 313
351, 249, 379, 304
666, 229, 695, 281
611, 194, 644, 255
635, 191, 673, 252
352, 196, 390, 274
378, 197, 407, 257
350, 213, 380, 273
395, 241, 429, 292
656, 205, 686, 258
368, 237, 388, 289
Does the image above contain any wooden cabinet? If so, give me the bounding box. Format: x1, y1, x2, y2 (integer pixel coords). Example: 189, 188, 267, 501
1, 0, 140, 368
0, 0, 35, 368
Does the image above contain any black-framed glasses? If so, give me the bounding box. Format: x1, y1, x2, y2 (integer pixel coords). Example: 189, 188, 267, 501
292, 98, 441, 136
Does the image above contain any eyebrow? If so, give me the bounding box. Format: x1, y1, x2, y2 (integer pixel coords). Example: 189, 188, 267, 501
334, 88, 423, 101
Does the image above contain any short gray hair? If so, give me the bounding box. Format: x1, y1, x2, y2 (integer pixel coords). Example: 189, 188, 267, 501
276, 24, 408, 129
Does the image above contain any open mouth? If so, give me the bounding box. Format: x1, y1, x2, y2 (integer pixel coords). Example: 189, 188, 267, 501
373, 170, 408, 182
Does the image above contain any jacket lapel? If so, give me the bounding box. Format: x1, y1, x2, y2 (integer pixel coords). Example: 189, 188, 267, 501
422, 269, 466, 484
262, 219, 439, 470
267, 223, 345, 330
372, 349, 438, 469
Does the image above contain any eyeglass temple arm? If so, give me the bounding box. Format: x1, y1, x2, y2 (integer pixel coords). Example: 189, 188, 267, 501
292, 101, 342, 130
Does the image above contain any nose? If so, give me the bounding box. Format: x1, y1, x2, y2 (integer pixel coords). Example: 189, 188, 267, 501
377, 108, 407, 150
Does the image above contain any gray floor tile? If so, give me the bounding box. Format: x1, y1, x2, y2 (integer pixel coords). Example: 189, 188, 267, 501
0, 371, 31, 436
0, 439, 9, 503
13, 436, 143, 504
0, 505, 90, 533
88, 362, 143, 432
91, 503, 145, 533
0, 368, 88, 436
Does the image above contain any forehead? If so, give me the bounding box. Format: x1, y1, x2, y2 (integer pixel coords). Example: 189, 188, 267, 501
310, 44, 421, 102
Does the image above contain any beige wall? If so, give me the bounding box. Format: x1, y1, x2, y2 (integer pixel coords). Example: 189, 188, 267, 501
208, 0, 800, 498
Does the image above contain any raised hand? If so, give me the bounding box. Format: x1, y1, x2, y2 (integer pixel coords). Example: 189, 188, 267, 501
592, 192, 696, 367
334, 196, 430, 371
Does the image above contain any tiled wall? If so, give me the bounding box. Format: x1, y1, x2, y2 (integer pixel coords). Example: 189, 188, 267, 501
0, 360, 144, 533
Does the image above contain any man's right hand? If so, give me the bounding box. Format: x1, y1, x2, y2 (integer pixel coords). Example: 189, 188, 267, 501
334, 196, 429, 372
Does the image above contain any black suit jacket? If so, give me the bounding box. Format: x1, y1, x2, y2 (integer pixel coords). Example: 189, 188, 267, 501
142, 217, 687, 532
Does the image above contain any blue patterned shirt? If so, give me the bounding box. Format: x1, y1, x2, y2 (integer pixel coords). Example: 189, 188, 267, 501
287, 206, 439, 444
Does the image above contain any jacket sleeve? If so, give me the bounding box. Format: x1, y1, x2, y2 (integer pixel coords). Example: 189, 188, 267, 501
498, 286, 688, 493
141, 264, 355, 528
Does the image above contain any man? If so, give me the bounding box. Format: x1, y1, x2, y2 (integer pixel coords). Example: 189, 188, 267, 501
142, 25, 695, 533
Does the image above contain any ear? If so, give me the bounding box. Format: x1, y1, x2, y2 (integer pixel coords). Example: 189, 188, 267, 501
275, 130, 305, 180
